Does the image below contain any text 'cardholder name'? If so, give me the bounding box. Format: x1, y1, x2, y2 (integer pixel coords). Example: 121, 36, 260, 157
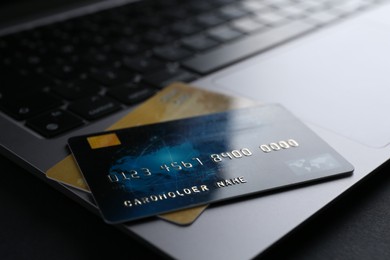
68, 104, 354, 224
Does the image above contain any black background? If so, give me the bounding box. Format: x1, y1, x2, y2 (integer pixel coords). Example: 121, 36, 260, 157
1, 154, 390, 260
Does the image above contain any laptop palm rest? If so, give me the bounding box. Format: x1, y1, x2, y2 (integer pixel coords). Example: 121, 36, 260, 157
215, 8, 390, 148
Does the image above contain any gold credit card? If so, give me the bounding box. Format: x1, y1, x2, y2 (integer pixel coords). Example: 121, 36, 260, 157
46, 82, 257, 225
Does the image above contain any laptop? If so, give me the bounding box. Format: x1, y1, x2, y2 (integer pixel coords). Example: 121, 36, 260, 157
1, 0, 390, 259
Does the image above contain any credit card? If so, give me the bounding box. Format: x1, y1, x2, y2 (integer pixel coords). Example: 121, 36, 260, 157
68, 104, 354, 224
46, 82, 257, 225
46, 82, 255, 191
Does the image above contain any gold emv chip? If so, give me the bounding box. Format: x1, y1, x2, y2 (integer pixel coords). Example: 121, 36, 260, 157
87, 133, 121, 149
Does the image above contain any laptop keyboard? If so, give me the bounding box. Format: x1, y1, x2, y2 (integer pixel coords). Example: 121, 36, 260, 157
0, 0, 382, 137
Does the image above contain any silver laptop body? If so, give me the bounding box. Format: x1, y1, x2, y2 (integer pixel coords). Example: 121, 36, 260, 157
2, 0, 390, 259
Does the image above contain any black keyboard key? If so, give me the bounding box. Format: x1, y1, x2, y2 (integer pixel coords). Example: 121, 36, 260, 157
1, 73, 53, 95
137, 15, 164, 29
68, 95, 122, 120
169, 21, 203, 36
162, 8, 190, 21
46, 63, 80, 80
213, 0, 237, 5
80, 33, 107, 46
52, 79, 100, 100
181, 35, 219, 51
123, 56, 164, 73
0, 91, 62, 120
183, 20, 315, 74
143, 67, 198, 88
143, 30, 175, 45
57, 44, 77, 55
9, 53, 45, 69
90, 68, 135, 87
82, 51, 120, 67
195, 13, 226, 28
26, 109, 84, 137
207, 26, 244, 42
8, 56, 44, 75
153, 46, 193, 62
113, 41, 146, 55
0, 38, 10, 50
186, 1, 215, 13
107, 84, 156, 105
217, 5, 249, 20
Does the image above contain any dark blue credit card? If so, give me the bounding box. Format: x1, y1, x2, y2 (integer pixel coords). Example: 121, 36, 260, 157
68, 104, 353, 224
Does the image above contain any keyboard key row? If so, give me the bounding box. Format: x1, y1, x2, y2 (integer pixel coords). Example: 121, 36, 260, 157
26, 109, 83, 137
0, 92, 62, 120
68, 95, 122, 121
183, 20, 315, 74
0, 0, 380, 138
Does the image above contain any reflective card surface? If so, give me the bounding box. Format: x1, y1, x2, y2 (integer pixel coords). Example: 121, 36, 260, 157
68, 104, 354, 224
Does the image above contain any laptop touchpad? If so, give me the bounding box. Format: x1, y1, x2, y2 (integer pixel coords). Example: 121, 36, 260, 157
215, 17, 390, 148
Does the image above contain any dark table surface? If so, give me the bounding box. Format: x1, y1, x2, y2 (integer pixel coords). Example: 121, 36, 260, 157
1, 154, 390, 260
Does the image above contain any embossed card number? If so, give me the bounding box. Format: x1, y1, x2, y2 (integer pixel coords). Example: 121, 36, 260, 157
108, 140, 299, 182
